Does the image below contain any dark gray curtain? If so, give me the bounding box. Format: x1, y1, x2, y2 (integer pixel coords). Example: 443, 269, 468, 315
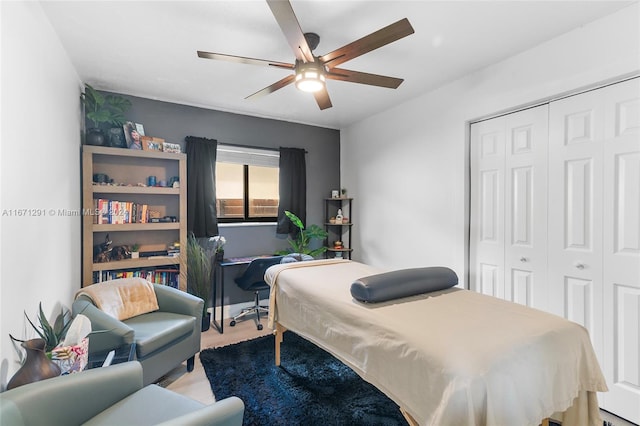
186, 136, 218, 237
276, 147, 306, 234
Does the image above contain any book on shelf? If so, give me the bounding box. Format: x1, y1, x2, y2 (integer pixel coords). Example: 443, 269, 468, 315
93, 266, 179, 288
93, 198, 158, 224
140, 250, 169, 257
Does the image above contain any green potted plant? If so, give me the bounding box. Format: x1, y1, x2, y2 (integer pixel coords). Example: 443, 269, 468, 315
186, 233, 212, 331
7, 303, 103, 387
9, 302, 72, 354
7, 303, 72, 389
210, 235, 226, 262
80, 83, 132, 146
276, 210, 328, 258
130, 243, 140, 259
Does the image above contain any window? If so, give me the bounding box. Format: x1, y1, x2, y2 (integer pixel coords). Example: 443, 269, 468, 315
215, 145, 279, 222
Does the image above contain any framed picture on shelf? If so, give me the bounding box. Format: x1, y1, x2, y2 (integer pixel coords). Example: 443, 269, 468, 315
141, 136, 163, 151
135, 123, 145, 136
123, 121, 143, 150
107, 127, 127, 148
163, 142, 181, 153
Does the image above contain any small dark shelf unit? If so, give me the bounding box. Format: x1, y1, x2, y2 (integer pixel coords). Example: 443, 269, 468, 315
324, 197, 353, 260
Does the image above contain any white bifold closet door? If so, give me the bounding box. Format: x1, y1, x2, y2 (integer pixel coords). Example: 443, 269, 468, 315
470, 77, 639, 423
470, 104, 549, 310
548, 77, 640, 423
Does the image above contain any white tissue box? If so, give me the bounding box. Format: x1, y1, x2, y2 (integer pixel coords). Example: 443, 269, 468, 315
51, 337, 89, 374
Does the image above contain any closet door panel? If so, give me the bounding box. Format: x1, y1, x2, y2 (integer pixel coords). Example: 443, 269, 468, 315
602, 78, 640, 423
549, 90, 604, 336
470, 118, 506, 298
471, 105, 548, 305
504, 105, 548, 309
549, 89, 604, 383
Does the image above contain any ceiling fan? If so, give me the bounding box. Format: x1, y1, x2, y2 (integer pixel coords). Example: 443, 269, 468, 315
197, 0, 414, 110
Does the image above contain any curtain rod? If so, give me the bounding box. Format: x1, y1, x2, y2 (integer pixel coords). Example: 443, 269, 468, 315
219, 142, 308, 154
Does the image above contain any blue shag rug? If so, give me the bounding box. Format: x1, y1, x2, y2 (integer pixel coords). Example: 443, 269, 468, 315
199, 332, 406, 425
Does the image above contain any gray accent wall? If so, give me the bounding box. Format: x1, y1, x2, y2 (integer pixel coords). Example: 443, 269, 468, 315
108, 93, 340, 305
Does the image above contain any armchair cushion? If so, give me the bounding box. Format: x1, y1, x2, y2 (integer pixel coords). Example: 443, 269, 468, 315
82, 383, 203, 425
125, 312, 196, 358
76, 277, 159, 321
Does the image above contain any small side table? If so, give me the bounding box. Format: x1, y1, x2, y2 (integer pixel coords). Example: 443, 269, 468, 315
87, 343, 136, 369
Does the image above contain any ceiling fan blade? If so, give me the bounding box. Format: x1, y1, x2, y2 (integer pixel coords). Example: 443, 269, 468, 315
245, 74, 296, 99
327, 68, 404, 89
266, 0, 314, 63
197, 51, 294, 70
313, 87, 332, 110
320, 18, 414, 69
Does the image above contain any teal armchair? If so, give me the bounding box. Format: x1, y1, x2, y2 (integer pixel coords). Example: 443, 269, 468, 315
73, 282, 203, 386
0, 361, 244, 426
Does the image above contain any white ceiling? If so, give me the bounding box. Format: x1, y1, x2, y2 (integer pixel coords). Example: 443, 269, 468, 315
41, 1, 632, 130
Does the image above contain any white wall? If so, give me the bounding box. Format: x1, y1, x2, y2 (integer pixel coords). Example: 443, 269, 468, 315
341, 4, 640, 285
0, 1, 82, 387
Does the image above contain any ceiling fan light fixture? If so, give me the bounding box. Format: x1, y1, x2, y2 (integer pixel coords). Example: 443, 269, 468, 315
295, 61, 326, 92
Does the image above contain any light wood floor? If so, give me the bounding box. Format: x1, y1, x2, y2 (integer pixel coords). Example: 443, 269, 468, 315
161, 317, 635, 426
162, 317, 271, 404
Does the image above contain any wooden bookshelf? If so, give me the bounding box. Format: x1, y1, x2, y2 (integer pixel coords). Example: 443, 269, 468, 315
82, 146, 187, 290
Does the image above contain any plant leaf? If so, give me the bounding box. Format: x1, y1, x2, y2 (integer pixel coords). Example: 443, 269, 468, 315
284, 211, 304, 230
91, 88, 105, 107
9, 333, 26, 343
87, 110, 110, 123
186, 233, 212, 304
106, 96, 132, 112
38, 303, 60, 351
305, 224, 328, 239
24, 310, 46, 341
308, 247, 328, 257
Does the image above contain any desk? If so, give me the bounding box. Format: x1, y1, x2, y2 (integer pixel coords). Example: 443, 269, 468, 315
212, 256, 267, 334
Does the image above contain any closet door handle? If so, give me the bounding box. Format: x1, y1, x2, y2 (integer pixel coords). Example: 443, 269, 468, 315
520, 257, 527, 262
575, 263, 585, 270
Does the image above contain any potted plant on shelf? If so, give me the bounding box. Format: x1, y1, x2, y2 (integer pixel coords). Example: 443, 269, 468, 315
210, 235, 226, 262
80, 83, 132, 146
276, 210, 328, 258
187, 233, 213, 332
130, 243, 140, 259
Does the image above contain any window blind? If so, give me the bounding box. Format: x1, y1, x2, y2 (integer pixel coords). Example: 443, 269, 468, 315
216, 144, 279, 168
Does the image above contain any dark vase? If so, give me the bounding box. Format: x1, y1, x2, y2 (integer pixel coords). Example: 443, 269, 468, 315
85, 128, 106, 146
201, 311, 211, 332
215, 251, 224, 262
7, 338, 61, 390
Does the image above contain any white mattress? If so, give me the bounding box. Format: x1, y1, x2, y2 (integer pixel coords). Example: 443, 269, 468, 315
265, 260, 608, 426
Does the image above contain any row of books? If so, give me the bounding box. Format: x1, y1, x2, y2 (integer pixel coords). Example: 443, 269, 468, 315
93, 198, 158, 224
92, 268, 179, 288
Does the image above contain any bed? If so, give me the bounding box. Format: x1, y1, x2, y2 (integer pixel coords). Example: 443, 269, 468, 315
265, 259, 607, 426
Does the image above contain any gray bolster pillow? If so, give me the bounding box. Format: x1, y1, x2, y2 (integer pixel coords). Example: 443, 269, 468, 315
350, 267, 458, 303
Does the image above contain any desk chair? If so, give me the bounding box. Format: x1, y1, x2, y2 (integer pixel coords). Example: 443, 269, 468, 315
230, 256, 283, 330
